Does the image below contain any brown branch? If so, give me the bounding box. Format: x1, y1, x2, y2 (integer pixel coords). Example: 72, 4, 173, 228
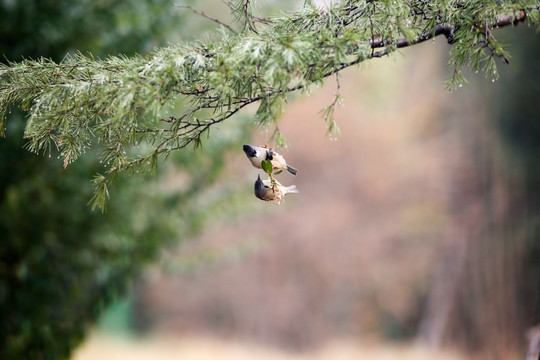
370, 10, 527, 53
174, 4, 237, 34
106, 102, 247, 180
252, 16, 274, 25
496, 11, 527, 27
243, 0, 259, 34
370, 23, 455, 50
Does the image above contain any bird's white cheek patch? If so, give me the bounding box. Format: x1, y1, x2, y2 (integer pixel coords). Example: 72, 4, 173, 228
249, 157, 261, 168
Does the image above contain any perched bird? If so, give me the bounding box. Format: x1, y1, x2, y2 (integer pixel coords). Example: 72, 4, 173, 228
254, 174, 298, 203
243, 144, 298, 175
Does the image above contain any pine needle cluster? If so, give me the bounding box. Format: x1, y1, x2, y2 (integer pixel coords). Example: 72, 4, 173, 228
1, 0, 539, 209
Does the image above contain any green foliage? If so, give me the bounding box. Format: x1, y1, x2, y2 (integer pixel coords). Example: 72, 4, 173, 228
2, 0, 539, 209
0, 116, 250, 360
261, 159, 273, 174
318, 76, 343, 139
0, 1, 252, 360
0, 0, 184, 62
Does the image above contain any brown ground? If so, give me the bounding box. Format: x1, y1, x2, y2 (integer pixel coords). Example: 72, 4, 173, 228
73, 334, 467, 360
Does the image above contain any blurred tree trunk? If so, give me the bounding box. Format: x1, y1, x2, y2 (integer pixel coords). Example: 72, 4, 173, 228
417, 26, 540, 359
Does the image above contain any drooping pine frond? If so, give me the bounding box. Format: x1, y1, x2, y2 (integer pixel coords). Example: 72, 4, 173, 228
1, 0, 539, 209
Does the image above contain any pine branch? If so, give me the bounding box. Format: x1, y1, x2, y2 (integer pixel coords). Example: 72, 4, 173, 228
1, 0, 539, 209
369, 11, 527, 58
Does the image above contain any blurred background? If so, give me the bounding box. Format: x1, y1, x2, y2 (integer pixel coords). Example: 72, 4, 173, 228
1, 1, 539, 360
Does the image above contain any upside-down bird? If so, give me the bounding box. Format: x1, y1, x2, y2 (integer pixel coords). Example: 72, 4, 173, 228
254, 174, 298, 202
243, 144, 298, 175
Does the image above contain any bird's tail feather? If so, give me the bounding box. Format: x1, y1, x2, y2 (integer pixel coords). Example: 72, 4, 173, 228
287, 165, 298, 175
287, 185, 299, 194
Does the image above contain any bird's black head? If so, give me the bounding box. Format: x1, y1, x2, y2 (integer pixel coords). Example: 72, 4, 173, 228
254, 174, 265, 196
255, 174, 263, 188
265, 148, 274, 161
243, 144, 256, 157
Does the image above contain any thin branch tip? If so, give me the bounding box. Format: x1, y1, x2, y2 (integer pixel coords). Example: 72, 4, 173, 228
174, 3, 237, 34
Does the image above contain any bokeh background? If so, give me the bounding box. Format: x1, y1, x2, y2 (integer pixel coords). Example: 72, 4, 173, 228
1, 1, 539, 360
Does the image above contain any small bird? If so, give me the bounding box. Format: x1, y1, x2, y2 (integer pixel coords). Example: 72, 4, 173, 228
243, 144, 298, 175
254, 174, 298, 203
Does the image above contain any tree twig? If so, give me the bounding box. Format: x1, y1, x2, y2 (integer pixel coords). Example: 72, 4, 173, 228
174, 4, 237, 34
370, 10, 527, 54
